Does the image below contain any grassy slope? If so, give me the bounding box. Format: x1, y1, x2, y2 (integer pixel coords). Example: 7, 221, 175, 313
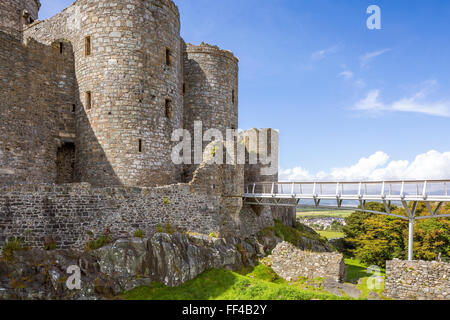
122, 224, 385, 300
259, 220, 328, 247
317, 231, 345, 239
122, 264, 351, 300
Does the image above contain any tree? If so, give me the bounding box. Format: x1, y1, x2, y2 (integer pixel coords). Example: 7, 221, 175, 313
343, 202, 450, 266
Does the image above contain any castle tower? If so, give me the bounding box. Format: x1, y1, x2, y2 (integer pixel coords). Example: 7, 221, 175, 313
0, 0, 40, 38
183, 42, 239, 136
70, 0, 184, 187
20, 0, 183, 187
182, 42, 239, 180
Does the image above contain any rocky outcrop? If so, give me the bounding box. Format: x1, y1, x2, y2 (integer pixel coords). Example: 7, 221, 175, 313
267, 242, 347, 283
92, 234, 247, 288
0, 232, 273, 300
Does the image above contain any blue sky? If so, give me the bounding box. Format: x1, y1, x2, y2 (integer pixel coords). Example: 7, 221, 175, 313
39, 1, 450, 181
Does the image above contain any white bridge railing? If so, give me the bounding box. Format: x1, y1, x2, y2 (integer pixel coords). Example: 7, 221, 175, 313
245, 180, 449, 202
244, 180, 450, 260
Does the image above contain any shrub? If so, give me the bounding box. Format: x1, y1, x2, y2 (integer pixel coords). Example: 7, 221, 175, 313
2, 237, 28, 260
134, 230, 145, 238
156, 223, 176, 234
44, 237, 57, 251
86, 233, 113, 251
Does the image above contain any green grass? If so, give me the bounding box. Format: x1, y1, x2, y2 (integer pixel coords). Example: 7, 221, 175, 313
260, 220, 328, 248
122, 264, 352, 300
345, 259, 387, 299
317, 231, 345, 239
297, 210, 354, 219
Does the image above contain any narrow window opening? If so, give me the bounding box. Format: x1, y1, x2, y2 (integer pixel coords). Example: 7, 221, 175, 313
85, 91, 92, 110
165, 99, 173, 119
182, 83, 186, 95
85, 36, 91, 56
72, 104, 76, 113
138, 139, 142, 153
59, 42, 64, 54
232, 89, 235, 104
166, 48, 171, 66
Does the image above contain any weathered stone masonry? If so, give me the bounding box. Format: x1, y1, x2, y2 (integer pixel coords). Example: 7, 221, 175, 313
0, 31, 76, 185
385, 259, 450, 300
0, 0, 289, 251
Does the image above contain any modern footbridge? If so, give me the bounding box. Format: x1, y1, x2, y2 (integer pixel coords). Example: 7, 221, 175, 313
243, 180, 450, 260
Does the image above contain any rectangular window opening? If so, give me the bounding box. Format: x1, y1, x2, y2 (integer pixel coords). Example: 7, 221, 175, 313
232, 89, 235, 104
138, 139, 142, 153
165, 99, 173, 119
182, 83, 186, 95
59, 42, 63, 54
166, 48, 171, 66
85, 36, 91, 56
85, 91, 92, 110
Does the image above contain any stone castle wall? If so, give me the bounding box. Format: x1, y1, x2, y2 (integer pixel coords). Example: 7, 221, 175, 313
0, 0, 40, 39
23, 0, 184, 187
0, 183, 276, 251
0, 183, 221, 250
385, 259, 450, 300
0, 31, 76, 185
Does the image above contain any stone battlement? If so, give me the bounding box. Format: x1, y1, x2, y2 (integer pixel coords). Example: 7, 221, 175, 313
184, 42, 239, 62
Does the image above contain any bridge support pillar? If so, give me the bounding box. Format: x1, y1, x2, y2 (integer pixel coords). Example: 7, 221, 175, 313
408, 218, 414, 261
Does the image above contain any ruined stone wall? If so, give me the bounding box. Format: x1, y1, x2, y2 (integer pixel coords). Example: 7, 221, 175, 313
385, 259, 450, 300
0, 0, 40, 39
0, 31, 76, 185
269, 242, 346, 282
24, 0, 184, 187
243, 128, 279, 185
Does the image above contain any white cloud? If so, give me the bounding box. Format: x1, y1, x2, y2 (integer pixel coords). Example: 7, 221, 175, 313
339, 70, 354, 79
279, 150, 450, 182
360, 48, 391, 67
354, 81, 450, 117
311, 45, 339, 61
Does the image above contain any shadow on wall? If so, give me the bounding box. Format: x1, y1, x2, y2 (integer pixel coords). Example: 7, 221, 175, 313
0, 34, 120, 186
60, 39, 120, 187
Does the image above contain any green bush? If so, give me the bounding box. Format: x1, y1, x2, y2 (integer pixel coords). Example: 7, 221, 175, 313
86, 234, 113, 251
2, 237, 28, 260
156, 223, 176, 234
134, 230, 145, 238
44, 237, 57, 251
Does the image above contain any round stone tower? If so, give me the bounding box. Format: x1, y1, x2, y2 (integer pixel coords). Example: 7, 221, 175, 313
0, 0, 41, 38
183, 42, 239, 136
182, 42, 239, 180
71, 0, 183, 187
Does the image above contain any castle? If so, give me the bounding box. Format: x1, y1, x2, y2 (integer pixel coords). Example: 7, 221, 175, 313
0, 0, 243, 187
0, 0, 292, 250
